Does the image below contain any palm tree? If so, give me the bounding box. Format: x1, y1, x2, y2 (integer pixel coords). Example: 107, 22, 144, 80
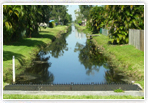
3, 5, 21, 44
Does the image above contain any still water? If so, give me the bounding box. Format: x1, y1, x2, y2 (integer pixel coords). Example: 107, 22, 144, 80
16, 25, 128, 84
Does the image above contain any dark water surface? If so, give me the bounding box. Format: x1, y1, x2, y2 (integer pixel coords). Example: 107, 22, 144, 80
16, 25, 128, 84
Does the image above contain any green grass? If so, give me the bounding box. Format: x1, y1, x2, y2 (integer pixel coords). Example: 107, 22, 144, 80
75, 23, 92, 34
75, 24, 144, 89
3, 26, 68, 85
114, 89, 124, 93
75, 23, 86, 30
3, 94, 144, 99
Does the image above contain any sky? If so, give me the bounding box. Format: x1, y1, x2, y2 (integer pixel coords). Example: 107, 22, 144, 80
67, 5, 102, 21
67, 5, 79, 21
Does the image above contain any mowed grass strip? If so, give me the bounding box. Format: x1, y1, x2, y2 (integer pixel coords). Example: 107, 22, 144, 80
93, 35, 144, 89
3, 25, 68, 83
3, 94, 144, 99
74, 24, 144, 89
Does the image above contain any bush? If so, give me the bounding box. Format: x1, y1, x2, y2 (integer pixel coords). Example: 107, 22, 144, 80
78, 20, 82, 25
49, 21, 55, 28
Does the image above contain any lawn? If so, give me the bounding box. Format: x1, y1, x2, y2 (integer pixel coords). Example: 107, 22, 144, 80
3, 25, 68, 85
3, 94, 144, 99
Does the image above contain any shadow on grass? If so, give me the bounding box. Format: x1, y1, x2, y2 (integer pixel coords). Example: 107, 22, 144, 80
3, 51, 25, 65
33, 34, 56, 41
38, 31, 50, 33
11, 39, 47, 47
107, 41, 118, 45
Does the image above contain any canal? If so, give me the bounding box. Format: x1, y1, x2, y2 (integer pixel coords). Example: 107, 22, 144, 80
16, 25, 129, 84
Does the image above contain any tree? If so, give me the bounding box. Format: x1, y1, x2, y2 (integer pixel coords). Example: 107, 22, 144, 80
105, 5, 144, 44
3, 5, 72, 44
3, 5, 21, 44
85, 5, 144, 44
49, 5, 71, 25
86, 6, 105, 33
79, 5, 93, 20
74, 9, 83, 24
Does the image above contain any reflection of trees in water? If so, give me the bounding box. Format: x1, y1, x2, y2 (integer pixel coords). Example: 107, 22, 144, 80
43, 26, 72, 58
74, 41, 107, 75
16, 51, 54, 84
104, 64, 129, 83
74, 40, 128, 83
44, 36, 68, 58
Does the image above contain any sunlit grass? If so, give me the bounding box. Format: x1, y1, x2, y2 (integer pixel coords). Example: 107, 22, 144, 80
114, 89, 124, 93
3, 94, 144, 99
75, 24, 86, 30
93, 35, 144, 89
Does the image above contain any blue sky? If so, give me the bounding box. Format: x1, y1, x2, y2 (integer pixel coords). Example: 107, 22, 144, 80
67, 5, 79, 21
67, 5, 101, 21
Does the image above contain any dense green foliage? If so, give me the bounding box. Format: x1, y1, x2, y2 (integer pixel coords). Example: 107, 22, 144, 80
3, 5, 72, 44
79, 5, 93, 20
49, 5, 72, 25
77, 20, 82, 25
86, 5, 144, 44
105, 5, 144, 44
49, 21, 55, 28
86, 6, 105, 34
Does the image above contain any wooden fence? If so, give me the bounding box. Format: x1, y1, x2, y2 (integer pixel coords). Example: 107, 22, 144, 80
99, 28, 144, 51
129, 29, 144, 51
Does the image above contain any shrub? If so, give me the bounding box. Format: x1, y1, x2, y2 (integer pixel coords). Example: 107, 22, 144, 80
78, 20, 82, 25
49, 21, 55, 28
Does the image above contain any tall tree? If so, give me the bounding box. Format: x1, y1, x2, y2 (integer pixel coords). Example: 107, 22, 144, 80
105, 5, 144, 44
79, 5, 93, 20
3, 5, 21, 44
3, 5, 72, 44
86, 6, 105, 33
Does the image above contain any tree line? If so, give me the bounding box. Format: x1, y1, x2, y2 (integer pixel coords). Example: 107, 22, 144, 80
75, 5, 144, 44
3, 5, 72, 44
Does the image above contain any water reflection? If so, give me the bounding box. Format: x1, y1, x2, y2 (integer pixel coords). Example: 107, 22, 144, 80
74, 40, 107, 76
75, 29, 86, 39
16, 50, 54, 84
74, 40, 129, 83
104, 63, 129, 83
44, 35, 68, 58
42, 26, 71, 58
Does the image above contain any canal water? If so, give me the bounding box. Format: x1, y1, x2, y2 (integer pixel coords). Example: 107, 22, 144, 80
16, 25, 129, 84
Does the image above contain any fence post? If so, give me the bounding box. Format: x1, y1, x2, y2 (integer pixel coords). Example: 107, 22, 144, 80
13, 56, 15, 84
140, 30, 144, 51
129, 29, 131, 45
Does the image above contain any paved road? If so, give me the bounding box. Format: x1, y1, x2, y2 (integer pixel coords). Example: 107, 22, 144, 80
3, 90, 144, 96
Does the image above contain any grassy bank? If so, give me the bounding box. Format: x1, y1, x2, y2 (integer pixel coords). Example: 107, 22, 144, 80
75, 24, 92, 34
3, 25, 68, 85
75, 24, 144, 89
3, 94, 144, 99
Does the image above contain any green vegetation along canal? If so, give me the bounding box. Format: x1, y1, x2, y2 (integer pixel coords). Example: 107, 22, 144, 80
15, 25, 130, 84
